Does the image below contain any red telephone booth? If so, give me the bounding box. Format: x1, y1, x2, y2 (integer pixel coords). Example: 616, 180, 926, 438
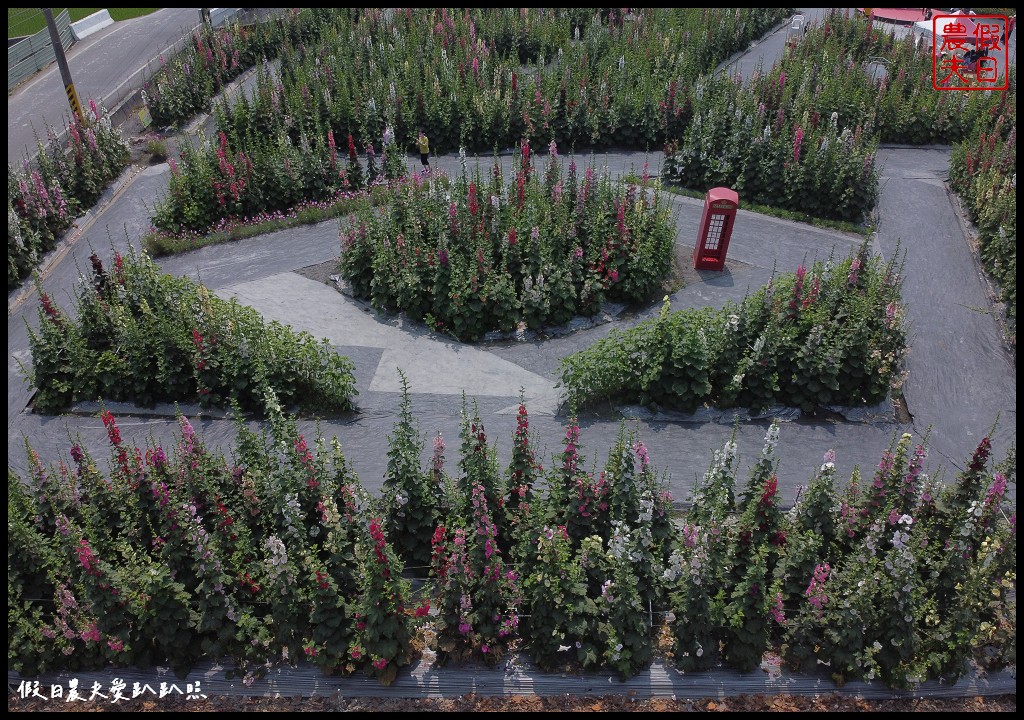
693, 187, 739, 271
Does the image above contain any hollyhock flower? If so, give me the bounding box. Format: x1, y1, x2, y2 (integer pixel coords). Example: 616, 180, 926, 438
101, 411, 122, 446
848, 257, 861, 285
805, 563, 830, 618
770, 592, 785, 624
77, 538, 101, 577
432, 432, 446, 474
633, 440, 650, 470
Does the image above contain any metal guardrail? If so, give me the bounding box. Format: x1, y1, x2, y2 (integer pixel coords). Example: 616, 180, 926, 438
7, 9, 73, 92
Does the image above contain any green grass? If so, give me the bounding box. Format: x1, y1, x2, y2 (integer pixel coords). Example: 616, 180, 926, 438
8, 8, 158, 38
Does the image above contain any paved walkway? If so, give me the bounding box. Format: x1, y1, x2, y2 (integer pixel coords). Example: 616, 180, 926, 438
7, 10, 1016, 509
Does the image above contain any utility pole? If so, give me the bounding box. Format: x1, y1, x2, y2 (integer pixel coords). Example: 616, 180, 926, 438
44, 8, 84, 122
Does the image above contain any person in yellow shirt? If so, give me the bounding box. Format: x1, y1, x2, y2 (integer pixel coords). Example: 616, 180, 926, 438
417, 130, 430, 171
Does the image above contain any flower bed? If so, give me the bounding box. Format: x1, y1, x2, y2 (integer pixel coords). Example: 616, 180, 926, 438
662, 10, 1008, 223
560, 242, 906, 412
774, 10, 1001, 145
25, 247, 357, 416
661, 73, 880, 223
142, 9, 342, 127
948, 89, 1016, 344
774, 10, 999, 145
8, 381, 1015, 688
148, 9, 1011, 245
8, 101, 130, 288
209, 8, 790, 156
340, 142, 676, 341
151, 127, 383, 236
150, 7, 788, 241
147, 120, 408, 245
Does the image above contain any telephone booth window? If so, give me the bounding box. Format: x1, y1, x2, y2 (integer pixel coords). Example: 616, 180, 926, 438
704, 216, 726, 250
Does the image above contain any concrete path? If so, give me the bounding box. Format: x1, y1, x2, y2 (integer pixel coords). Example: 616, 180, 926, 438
223, 272, 562, 414
7, 9, 1015, 508
876, 148, 1016, 471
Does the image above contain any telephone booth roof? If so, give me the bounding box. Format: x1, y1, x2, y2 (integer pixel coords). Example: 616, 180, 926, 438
707, 187, 739, 206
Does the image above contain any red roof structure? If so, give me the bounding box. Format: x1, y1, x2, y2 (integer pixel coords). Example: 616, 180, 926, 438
858, 8, 946, 24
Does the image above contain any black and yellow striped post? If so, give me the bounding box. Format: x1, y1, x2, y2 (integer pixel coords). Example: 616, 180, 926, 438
44, 8, 85, 123
65, 83, 84, 122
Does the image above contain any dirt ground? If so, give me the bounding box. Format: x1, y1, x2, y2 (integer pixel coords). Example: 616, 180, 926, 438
7, 692, 1017, 712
